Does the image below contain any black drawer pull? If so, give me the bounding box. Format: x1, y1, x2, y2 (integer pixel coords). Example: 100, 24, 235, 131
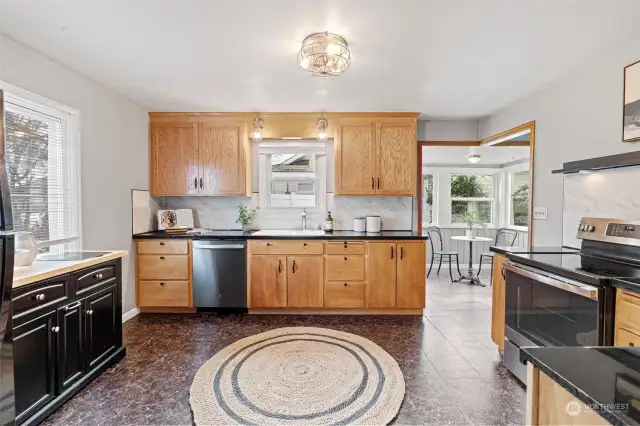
344, 257, 347, 260
160, 256, 165, 260
159, 242, 165, 246
344, 283, 348, 287
159, 282, 165, 286
631, 342, 635, 347
266, 243, 271, 247
303, 243, 307, 246
344, 242, 348, 248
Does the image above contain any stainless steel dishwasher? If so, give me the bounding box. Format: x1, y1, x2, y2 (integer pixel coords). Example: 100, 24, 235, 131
192, 240, 247, 309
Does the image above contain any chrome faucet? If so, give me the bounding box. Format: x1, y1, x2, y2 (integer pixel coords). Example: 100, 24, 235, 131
301, 209, 307, 230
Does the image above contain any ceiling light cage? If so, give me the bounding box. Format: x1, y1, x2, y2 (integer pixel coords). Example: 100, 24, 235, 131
298, 32, 351, 78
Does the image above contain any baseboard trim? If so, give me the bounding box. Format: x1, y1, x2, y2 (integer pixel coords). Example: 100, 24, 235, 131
249, 308, 423, 315
122, 308, 140, 323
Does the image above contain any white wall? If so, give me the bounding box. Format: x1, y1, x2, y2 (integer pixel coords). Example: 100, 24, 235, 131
417, 120, 479, 141
479, 36, 640, 246
0, 35, 148, 314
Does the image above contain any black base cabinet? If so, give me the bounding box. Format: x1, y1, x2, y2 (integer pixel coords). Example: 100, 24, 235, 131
12, 259, 125, 426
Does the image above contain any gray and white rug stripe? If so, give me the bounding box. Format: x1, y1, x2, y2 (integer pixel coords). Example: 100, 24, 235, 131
190, 327, 405, 425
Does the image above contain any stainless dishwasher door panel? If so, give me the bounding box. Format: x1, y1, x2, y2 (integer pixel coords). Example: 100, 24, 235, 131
192, 240, 247, 308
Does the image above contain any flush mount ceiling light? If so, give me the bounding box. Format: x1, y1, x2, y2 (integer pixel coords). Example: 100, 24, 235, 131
251, 118, 264, 141
298, 32, 351, 78
316, 117, 328, 141
468, 154, 481, 164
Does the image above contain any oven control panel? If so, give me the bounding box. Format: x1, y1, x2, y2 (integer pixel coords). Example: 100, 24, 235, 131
577, 217, 640, 245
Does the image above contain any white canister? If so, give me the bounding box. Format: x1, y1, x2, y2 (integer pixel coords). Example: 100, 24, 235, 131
353, 217, 366, 233
366, 216, 381, 233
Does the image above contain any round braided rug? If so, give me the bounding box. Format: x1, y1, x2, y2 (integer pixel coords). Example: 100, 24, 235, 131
189, 327, 405, 425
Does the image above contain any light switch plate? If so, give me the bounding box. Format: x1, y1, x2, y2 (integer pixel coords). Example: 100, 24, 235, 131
533, 207, 548, 220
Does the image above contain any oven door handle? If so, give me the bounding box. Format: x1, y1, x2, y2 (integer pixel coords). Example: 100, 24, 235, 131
503, 262, 600, 300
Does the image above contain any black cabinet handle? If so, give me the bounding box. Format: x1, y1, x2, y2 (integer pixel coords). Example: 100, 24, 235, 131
343, 242, 348, 248
200, 178, 203, 189
400, 247, 404, 260
344, 257, 347, 261
344, 283, 348, 287
390, 246, 394, 259
194, 177, 197, 189
377, 177, 380, 189
278, 260, 282, 273
159, 282, 165, 286
266, 242, 271, 247
292, 260, 297, 273
160, 256, 165, 260
303, 243, 307, 246
630, 342, 635, 347
371, 177, 374, 189
159, 242, 165, 246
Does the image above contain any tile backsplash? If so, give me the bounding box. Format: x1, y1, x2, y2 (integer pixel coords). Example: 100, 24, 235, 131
159, 194, 413, 230
563, 166, 640, 247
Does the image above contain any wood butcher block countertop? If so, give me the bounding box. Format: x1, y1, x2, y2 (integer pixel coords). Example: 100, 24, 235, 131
13, 250, 129, 289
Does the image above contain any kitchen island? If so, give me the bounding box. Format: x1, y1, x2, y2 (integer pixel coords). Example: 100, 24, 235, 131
12, 250, 128, 426
132, 231, 428, 315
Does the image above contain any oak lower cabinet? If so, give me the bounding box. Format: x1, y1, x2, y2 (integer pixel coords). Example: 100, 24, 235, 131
249, 255, 287, 308
614, 290, 640, 347
368, 241, 426, 309
490, 253, 507, 351
13, 259, 125, 426
287, 256, 323, 308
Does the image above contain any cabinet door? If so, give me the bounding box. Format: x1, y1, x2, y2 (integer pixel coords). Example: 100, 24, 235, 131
396, 242, 426, 308
334, 119, 376, 195
14, 311, 56, 423
491, 254, 506, 351
287, 256, 323, 308
85, 286, 117, 369
199, 117, 247, 195
375, 119, 416, 196
367, 242, 397, 308
57, 301, 85, 393
249, 256, 287, 308
150, 121, 199, 196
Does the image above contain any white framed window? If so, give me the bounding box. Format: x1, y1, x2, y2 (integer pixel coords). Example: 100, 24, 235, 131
2, 87, 81, 253
449, 173, 494, 225
508, 170, 530, 229
258, 141, 327, 211
422, 173, 435, 227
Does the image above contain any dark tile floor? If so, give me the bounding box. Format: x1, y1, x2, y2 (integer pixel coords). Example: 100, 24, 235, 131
42, 272, 525, 425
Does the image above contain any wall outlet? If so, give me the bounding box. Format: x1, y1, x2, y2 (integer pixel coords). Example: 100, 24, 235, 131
533, 207, 548, 220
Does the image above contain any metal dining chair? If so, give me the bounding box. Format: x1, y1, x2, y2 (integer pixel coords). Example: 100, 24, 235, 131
426, 226, 462, 282
478, 228, 518, 285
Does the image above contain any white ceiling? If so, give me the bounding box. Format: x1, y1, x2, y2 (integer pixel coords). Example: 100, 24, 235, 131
422, 145, 530, 166
0, 0, 639, 117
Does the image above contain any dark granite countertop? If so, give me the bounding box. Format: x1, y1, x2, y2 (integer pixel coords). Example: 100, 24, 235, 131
489, 245, 580, 255
132, 230, 428, 240
611, 278, 640, 295
521, 346, 640, 426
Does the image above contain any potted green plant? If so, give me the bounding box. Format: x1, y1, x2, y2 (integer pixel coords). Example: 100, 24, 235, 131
461, 211, 487, 238
237, 204, 257, 232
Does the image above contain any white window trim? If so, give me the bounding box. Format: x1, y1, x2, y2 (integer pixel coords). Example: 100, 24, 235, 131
0, 81, 82, 252
504, 162, 530, 231
258, 141, 327, 213
448, 172, 497, 227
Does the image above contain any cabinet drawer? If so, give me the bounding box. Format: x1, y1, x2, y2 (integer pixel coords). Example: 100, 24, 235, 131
616, 292, 640, 336
137, 240, 188, 255
250, 240, 324, 255
615, 327, 640, 348
74, 263, 116, 292
138, 255, 189, 280
324, 282, 365, 308
325, 255, 365, 281
138, 281, 190, 307
326, 242, 365, 255
13, 277, 69, 317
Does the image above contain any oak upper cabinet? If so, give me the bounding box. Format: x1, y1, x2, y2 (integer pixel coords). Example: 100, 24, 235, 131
149, 114, 249, 196
334, 118, 376, 195
249, 255, 287, 308
367, 242, 398, 308
199, 117, 247, 195
287, 256, 323, 308
334, 116, 417, 196
150, 121, 199, 196
375, 119, 416, 196
396, 242, 426, 308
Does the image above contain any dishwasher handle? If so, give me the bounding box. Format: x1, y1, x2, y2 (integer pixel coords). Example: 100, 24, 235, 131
195, 244, 245, 250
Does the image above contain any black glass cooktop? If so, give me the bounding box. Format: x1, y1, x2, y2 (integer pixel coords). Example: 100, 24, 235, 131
508, 252, 640, 285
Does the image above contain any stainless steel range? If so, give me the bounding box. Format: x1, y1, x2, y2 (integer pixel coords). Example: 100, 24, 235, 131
503, 217, 640, 384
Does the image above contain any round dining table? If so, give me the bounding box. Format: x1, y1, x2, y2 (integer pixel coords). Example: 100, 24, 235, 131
450, 235, 492, 286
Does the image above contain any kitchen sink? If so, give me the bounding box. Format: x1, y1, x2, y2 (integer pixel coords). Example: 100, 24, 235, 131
252, 229, 325, 236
